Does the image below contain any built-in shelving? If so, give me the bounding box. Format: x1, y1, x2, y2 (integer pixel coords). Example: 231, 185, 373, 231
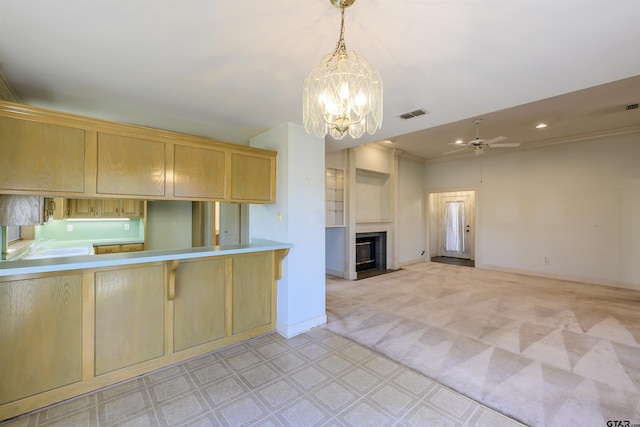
325, 167, 345, 227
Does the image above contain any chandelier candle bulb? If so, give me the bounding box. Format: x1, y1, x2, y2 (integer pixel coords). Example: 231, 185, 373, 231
303, 0, 383, 140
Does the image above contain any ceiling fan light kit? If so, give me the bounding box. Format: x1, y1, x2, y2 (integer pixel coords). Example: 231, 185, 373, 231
303, 0, 383, 140
443, 118, 520, 156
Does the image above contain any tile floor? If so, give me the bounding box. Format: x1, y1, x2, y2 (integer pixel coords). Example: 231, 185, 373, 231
1, 328, 523, 427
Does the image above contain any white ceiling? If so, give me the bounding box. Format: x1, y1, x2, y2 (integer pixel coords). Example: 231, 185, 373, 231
1, 0, 639, 161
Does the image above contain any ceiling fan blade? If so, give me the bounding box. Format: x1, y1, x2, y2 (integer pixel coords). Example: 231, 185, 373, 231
484, 136, 507, 145
442, 147, 469, 155
490, 143, 521, 148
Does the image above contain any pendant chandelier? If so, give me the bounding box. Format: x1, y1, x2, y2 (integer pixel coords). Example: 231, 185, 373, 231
303, 0, 383, 140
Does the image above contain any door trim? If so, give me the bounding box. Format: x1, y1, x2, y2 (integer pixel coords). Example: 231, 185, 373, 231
428, 190, 476, 261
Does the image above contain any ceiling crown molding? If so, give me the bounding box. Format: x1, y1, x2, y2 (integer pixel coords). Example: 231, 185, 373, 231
0, 73, 19, 103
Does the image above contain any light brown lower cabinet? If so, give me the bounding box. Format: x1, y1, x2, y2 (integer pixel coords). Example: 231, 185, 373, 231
94, 243, 144, 254
0, 274, 83, 406
95, 265, 166, 375
0, 248, 288, 422
173, 257, 227, 352
232, 252, 273, 335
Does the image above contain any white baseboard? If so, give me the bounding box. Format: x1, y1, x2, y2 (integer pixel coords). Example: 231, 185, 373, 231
276, 314, 327, 339
478, 264, 640, 291
400, 257, 428, 267
328, 270, 357, 280
325, 268, 344, 278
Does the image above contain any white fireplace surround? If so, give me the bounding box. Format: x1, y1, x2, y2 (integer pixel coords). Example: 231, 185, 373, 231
326, 144, 403, 280
355, 223, 395, 275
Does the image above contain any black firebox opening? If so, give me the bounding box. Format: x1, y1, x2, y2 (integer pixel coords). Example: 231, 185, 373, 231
356, 232, 387, 275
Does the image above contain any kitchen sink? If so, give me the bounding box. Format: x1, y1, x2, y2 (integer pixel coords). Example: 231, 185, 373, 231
22, 246, 94, 260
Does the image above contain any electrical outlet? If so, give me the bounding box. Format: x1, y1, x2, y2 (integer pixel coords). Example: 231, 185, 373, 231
543, 257, 549, 265
124, 223, 130, 231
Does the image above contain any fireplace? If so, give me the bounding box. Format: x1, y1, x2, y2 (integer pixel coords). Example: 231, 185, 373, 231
356, 232, 387, 278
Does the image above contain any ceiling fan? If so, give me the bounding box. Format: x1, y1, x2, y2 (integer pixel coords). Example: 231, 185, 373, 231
443, 119, 520, 156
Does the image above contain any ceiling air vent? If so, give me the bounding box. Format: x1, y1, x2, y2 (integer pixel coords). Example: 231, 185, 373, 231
399, 109, 428, 120
626, 103, 638, 110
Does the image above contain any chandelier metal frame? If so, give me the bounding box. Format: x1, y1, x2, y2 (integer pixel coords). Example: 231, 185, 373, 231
303, 0, 383, 140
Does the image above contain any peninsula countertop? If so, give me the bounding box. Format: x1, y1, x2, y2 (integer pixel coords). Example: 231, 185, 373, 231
0, 239, 292, 277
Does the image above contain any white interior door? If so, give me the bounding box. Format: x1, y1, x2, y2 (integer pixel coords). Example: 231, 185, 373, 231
439, 193, 474, 259
219, 202, 241, 245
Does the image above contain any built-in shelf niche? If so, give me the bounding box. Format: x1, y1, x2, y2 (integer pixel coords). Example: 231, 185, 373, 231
355, 168, 390, 223
326, 167, 344, 227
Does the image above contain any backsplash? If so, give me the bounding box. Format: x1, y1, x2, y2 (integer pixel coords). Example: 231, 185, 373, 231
35, 219, 144, 242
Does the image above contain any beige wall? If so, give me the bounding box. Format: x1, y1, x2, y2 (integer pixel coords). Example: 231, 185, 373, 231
146, 201, 192, 250
426, 131, 640, 289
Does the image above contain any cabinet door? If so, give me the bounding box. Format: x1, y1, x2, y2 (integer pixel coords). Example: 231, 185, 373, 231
67, 199, 97, 218
94, 245, 121, 254
121, 243, 144, 252
67, 198, 143, 218
173, 258, 226, 352
231, 252, 273, 335
120, 199, 143, 218
0, 116, 85, 194
94, 265, 165, 375
99, 199, 120, 217
0, 274, 83, 405
230, 153, 275, 202
97, 133, 165, 197
174, 145, 226, 199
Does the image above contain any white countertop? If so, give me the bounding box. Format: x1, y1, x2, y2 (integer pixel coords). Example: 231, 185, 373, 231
0, 239, 292, 277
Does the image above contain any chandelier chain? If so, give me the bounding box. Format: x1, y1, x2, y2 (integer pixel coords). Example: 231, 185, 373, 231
331, 6, 348, 61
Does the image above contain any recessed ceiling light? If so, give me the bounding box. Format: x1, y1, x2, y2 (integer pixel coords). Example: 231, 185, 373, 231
454, 139, 464, 145
535, 123, 548, 129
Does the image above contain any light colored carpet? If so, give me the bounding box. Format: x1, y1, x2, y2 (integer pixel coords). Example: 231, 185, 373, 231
324, 262, 640, 427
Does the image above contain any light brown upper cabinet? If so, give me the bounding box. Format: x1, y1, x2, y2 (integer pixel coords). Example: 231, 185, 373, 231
173, 144, 226, 199
0, 116, 85, 194
99, 198, 144, 218
66, 199, 144, 219
99, 198, 122, 217
96, 132, 166, 197
120, 199, 144, 217
0, 101, 276, 203
67, 198, 97, 218
230, 153, 275, 203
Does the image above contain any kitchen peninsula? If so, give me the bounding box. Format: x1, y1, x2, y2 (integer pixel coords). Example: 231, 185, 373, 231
0, 240, 290, 421
0, 101, 290, 421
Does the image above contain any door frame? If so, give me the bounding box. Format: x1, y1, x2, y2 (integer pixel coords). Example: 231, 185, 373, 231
428, 189, 477, 261
219, 203, 249, 245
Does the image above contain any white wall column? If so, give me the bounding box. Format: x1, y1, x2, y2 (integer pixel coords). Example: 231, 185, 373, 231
249, 123, 327, 337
